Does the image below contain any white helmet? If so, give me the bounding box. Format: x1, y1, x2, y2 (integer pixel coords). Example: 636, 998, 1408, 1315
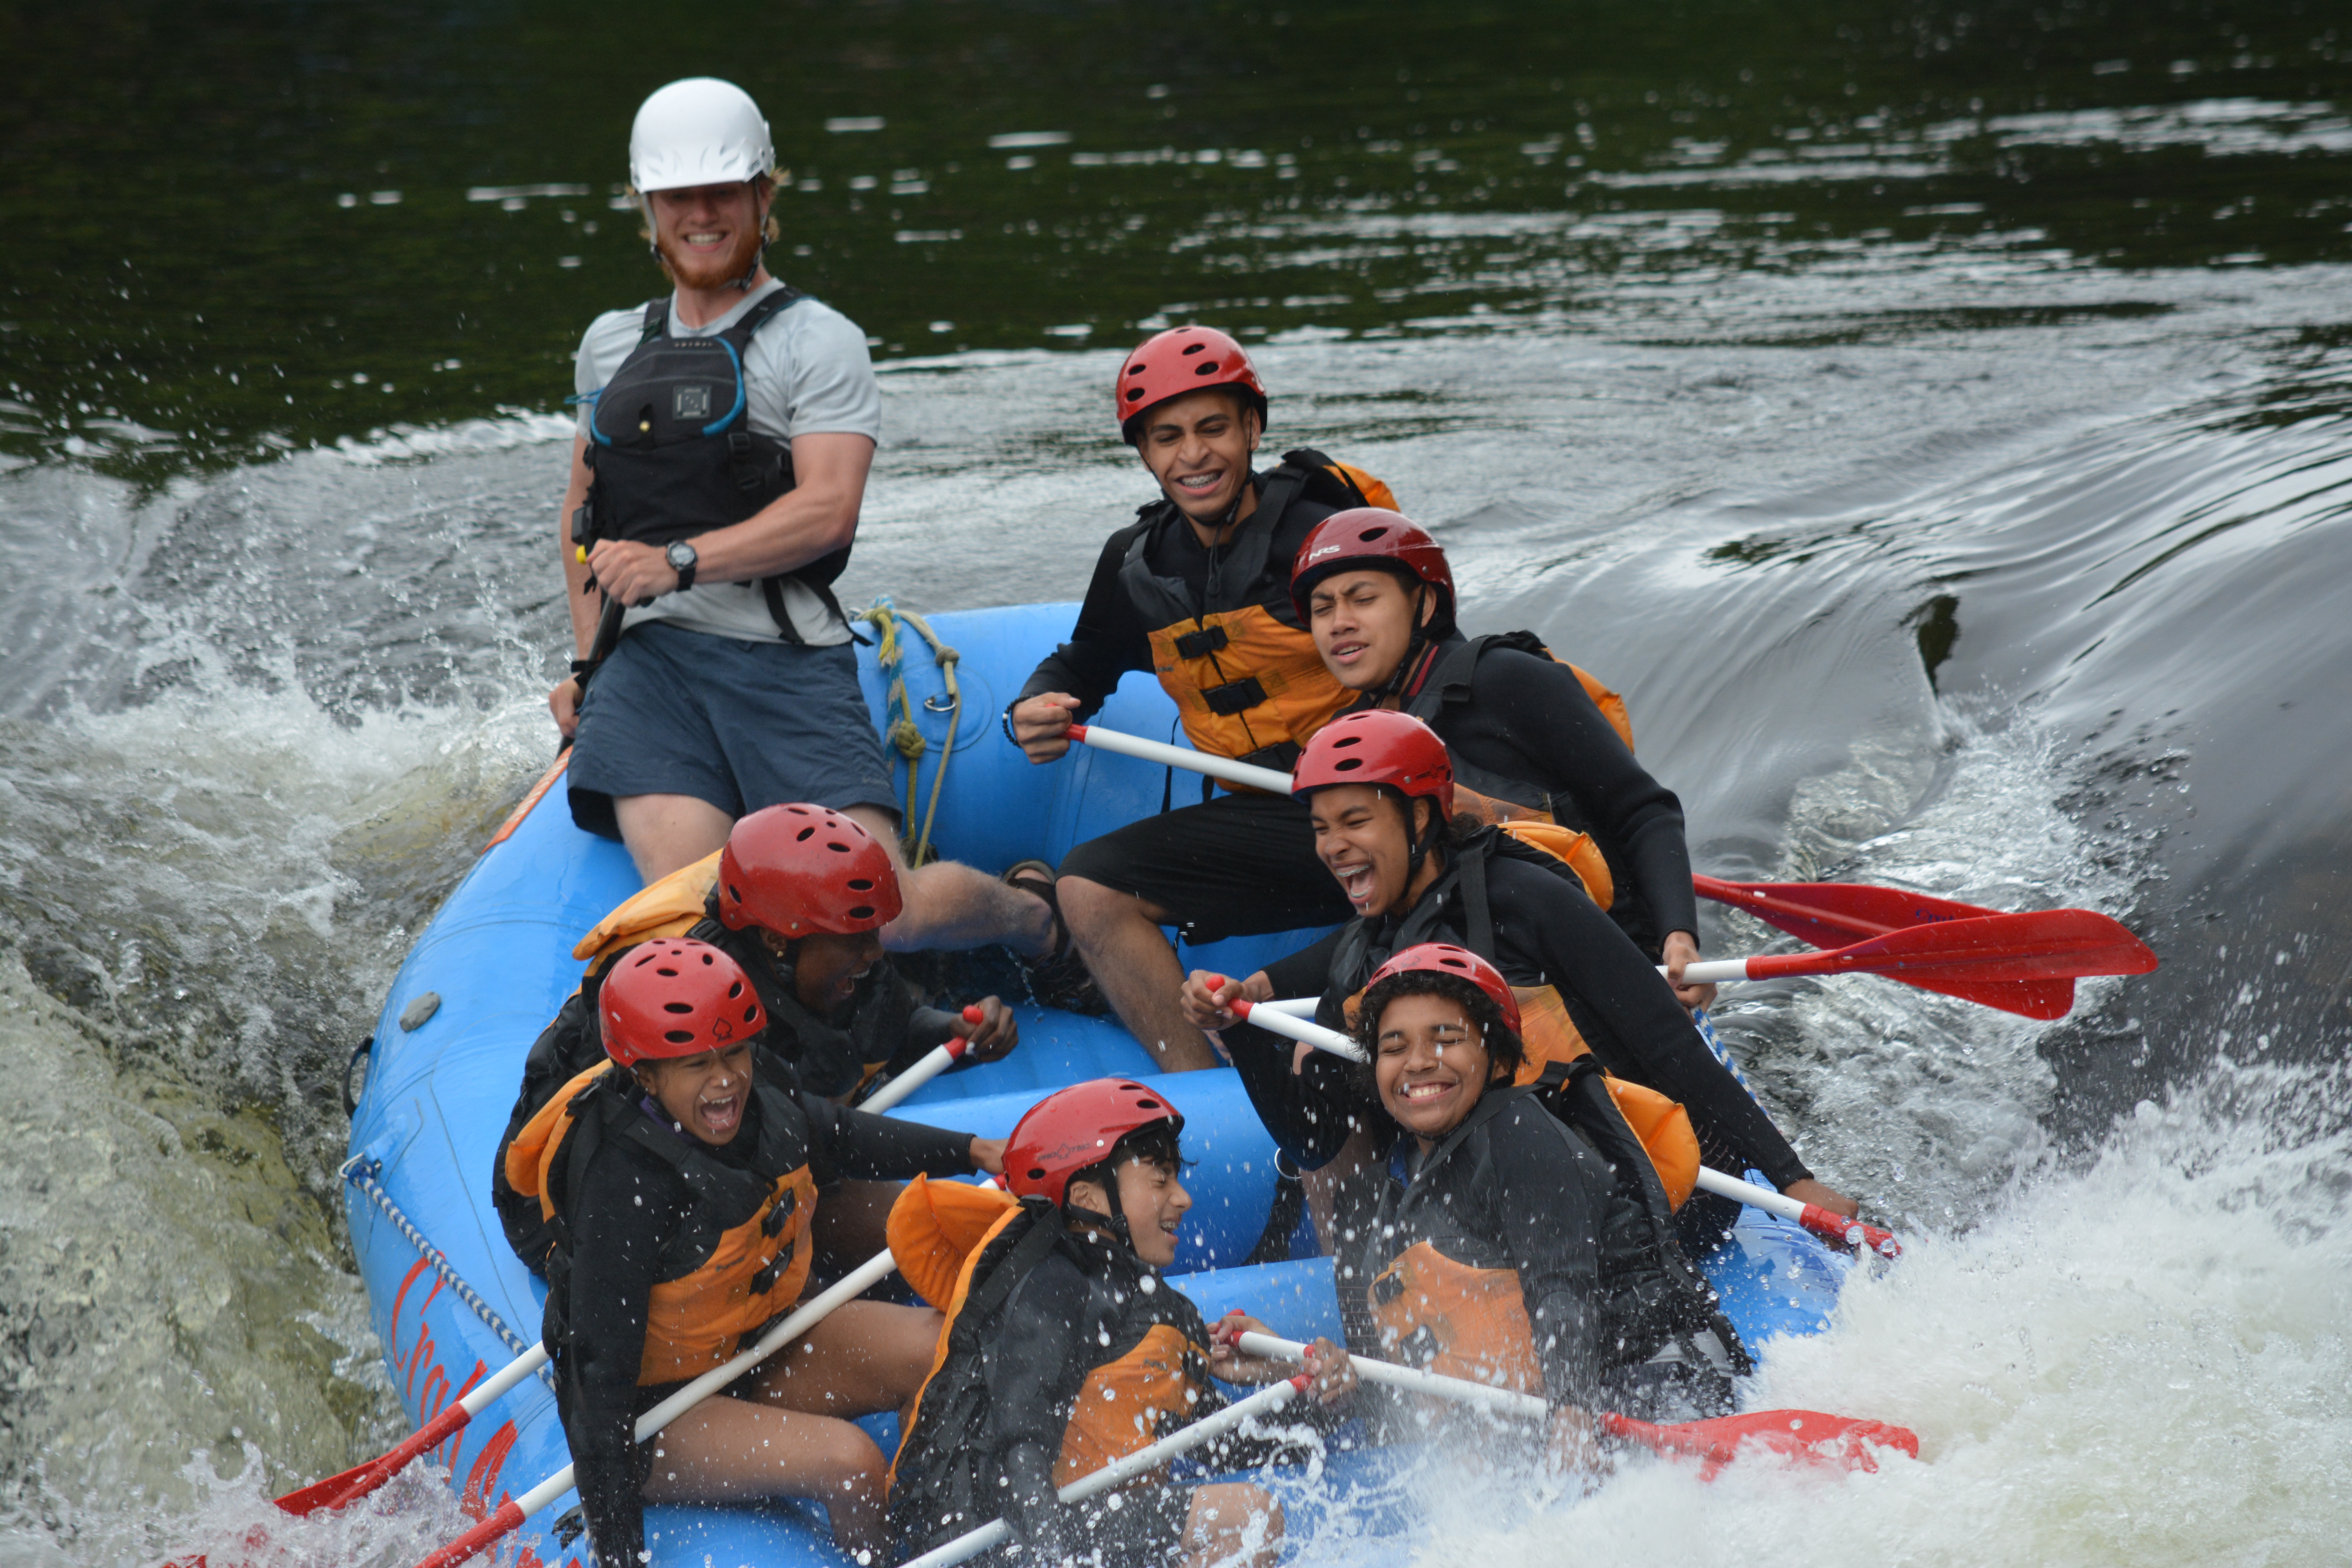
629, 78, 774, 193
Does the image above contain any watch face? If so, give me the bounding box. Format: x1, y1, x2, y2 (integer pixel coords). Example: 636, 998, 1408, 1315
667, 542, 696, 568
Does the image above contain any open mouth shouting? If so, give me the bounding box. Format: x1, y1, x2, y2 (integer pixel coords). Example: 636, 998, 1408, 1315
1328, 855, 1381, 913
693, 1082, 744, 1140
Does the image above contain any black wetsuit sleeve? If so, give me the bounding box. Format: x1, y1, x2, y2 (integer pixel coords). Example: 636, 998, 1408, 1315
555, 1149, 680, 1567
979, 1254, 1092, 1551
800, 1094, 978, 1180
1449, 650, 1700, 941
1017, 524, 1155, 716
1489, 1099, 1613, 1409
1489, 858, 1811, 1188
1259, 928, 1343, 1002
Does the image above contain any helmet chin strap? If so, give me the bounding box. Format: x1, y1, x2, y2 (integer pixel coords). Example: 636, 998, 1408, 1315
1372, 584, 1434, 705
1065, 1162, 1135, 1248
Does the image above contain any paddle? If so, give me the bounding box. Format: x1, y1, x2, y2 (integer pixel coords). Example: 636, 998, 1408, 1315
1232, 1330, 1917, 1475
1212, 987, 1902, 1259
1668, 908, 2155, 1020
895, 1375, 1312, 1568
1065, 724, 1290, 793
271, 1008, 988, 1523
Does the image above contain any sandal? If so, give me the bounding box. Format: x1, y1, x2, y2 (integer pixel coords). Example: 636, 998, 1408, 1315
1002, 860, 1105, 1015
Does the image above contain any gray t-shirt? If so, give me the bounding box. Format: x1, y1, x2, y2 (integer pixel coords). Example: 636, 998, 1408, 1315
573, 278, 880, 646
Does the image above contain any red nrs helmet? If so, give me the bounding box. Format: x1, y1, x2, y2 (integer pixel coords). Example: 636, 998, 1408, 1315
1363, 942, 1522, 1036
1114, 326, 1269, 444
1289, 508, 1456, 632
599, 938, 768, 1068
716, 804, 903, 938
1290, 709, 1454, 821
1004, 1079, 1186, 1207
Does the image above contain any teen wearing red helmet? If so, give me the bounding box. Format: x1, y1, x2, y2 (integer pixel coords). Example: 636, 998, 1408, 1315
494, 803, 1016, 1277
1003, 327, 1396, 1071
1290, 508, 1720, 1011
1274, 944, 1748, 1463
886, 1079, 1352, 1568
1182, 711, 1859, 1248
503, 939, 1007, 1566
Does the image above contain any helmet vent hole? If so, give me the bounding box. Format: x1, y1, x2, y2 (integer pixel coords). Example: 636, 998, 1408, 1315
1194, 360, 1221, 375
796, 826, 816, 841
1027, 1166, 1048, 1181
1363, 526, 1390, 541
1182, 342, 1205, 355
1332, 735, 1362, 749
654, 964, 681, 977
1334, 758, 1363, 772
664, 1029, 697, 1044
663, 1001, 695, 1015
847, 905, 875, 920
1125, 387, 1146, 401
743, 1004, 760, 1022
827, 841, 850, 853
1136, 1098, 1161, 1110
727, 980, 745, 998
848, 878, 875, 891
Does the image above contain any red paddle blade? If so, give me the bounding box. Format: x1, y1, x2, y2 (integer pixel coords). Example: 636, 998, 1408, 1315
1604, 1407, 1920, 1474
274, 1461, 376, 1515
1825, 909, 2160, 984
1876, 968, 2077, 1020
1695, 875, 2005, 949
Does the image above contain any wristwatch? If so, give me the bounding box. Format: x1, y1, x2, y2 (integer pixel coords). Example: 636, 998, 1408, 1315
665, 540, 699, 592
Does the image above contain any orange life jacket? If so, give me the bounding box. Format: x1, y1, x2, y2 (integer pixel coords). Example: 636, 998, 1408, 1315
572, 851, 721, 965
1368, 1240, 1544, 1397
1120, 450, 1392, 772
506, 1062, 818, 1385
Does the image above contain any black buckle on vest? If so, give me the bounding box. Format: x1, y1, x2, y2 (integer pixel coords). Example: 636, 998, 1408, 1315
750, 1240, 794, 1295
762, 1187, 797, 1237
1238, 742, 1300, 773
728, 430, 762, 492
1174, 625, 1228, 660
1371, 1270, 1406, 1307
1201, 676, 1268, 716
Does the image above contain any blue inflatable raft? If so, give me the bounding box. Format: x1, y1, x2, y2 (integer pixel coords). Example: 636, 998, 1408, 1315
343, 602, 1850, 1568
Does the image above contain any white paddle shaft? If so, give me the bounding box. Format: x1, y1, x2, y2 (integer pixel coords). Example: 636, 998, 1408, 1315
895, 1376, 1308, 1568
1067, 724, 1293, 793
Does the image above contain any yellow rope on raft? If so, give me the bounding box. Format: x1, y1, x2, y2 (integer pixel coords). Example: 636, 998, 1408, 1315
857, 601, 960, 867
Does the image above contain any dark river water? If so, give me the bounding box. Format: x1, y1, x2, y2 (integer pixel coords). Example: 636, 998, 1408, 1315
2, 4, 2349, 1563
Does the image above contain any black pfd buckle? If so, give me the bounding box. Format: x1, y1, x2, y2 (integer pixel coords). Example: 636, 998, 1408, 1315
761, 1188, 797, 1237
1201, 676, 1269, 716
750, 1241, 794, 1295
1175, 625, 1229, 660
1237, 742, 1301, 773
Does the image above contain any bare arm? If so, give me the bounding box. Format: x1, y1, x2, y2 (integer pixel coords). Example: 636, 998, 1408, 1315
550, 436, 598, 738
582, 431, 875, 606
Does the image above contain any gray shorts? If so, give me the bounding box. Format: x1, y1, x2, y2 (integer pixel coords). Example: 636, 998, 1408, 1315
566, 621, 897, 840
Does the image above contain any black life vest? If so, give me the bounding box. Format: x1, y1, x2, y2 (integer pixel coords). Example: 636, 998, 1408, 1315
1114, 449, 1377, 773
490, 910, 913, 1274
886, 1207, 1221, 1564
521, 1068, 819, 1385
1345, 1083, 1746, 1416
575, 288, 849, 641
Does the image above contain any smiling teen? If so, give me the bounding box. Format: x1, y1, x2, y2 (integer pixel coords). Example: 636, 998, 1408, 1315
494, 805, 1017, 1279
1290, 508, 1719, 1009
1318, 946, 1748, 1455
884, 1080, 1354, 1568
1006, 328, 1395, 1068
503, 939, 1006, 1566
1181, 710, 1859, 1249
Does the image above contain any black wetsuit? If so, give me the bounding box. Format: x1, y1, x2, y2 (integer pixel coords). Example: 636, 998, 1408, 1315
1016, 472, 1352, 941
492, 912, 969, 1274
1230, 831, 1813, 1201
546, 1071, 975, 1568
888, 1209, 1328, 1568
1391, 632, 1699, 958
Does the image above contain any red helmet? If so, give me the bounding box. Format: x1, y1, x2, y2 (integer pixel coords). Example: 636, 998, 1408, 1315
716, 804, 903, 938
1005, 1078, 1186, 1207
1363, 942, 1521, 1036
1290, 709, 1454, 820
599, 938, 769, 1068
1114, 326, 1269, 444
1289, 508, 1455, 632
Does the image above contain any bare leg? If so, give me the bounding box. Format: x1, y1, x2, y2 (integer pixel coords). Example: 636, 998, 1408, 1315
845, 805, 1054, 956
612, 792, 734, 885
1179, 1482, 1284, 1568
1300, 1125, 1382, 1252
754, 1299, 945, 1419
1054, 876, 1217, 1071
640, 1398, 888, 1557
810, 1178, 900, 1276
